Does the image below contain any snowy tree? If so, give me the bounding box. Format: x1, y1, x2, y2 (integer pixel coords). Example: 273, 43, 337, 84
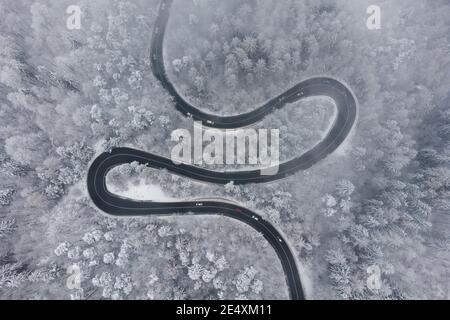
188, 263, 203, 281
54, 242, 70, 257
0, 189, 15, 206
0, 219, 16, 238
103, 252, 115, 265
214, 255, 228, 271
5, 133, 49, 167
326, 249, 353, 299
336, 180, 355, 198
233, 266, 258, 294
114, 273, 133, 296
0, 263, 28, 289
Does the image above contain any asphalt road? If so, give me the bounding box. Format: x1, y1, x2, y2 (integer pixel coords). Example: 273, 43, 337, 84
87, 0, 358, 300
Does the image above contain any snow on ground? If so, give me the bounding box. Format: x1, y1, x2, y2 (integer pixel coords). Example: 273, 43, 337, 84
298, 263, 314, 299
109, 182, 176, 202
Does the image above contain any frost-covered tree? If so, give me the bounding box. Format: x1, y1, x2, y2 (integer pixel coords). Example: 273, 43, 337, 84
0, 263, 28, 289
0, 219, 16, 238
0, 189, 15, 206
5, 133, 49, 167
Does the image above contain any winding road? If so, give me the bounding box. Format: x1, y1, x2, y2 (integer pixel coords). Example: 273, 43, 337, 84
87, 0, 358, 300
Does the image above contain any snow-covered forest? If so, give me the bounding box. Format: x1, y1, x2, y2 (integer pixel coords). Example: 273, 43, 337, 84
1, 0, 449, 299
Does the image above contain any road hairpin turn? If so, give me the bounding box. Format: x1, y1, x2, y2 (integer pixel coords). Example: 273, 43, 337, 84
87, 0, 358, 300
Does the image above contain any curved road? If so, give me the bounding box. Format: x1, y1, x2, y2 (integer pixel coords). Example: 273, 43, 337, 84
87, 0, 358, 300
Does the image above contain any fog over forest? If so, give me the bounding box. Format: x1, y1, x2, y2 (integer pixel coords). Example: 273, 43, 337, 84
0, 0, 449, 300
